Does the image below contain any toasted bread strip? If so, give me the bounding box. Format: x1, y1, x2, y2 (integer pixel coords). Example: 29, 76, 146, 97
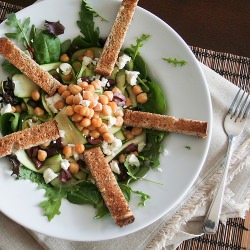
124, 110, 208, 138
0, 120, 59, 158
0, 37, 62, 95
83, 147, 135, 227
95, 0, 139, 76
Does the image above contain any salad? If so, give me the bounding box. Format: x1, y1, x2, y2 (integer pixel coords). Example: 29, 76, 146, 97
0, 0, 167, 221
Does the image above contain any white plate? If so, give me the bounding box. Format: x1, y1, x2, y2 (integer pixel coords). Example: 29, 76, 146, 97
0, 0, 212, 241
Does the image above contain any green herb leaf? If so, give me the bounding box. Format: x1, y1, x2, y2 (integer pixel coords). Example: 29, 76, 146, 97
5, 13, 31, 50
76, 0, 101, 48
129, 34, 150, 60
33, 31, 61, 64
163, 57, 187, 66
120, 184, 151, 207
83, 0, 107, 21
2, 60, 21, 75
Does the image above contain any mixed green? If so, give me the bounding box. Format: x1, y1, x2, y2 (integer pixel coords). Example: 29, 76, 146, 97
0, 0, 167, 221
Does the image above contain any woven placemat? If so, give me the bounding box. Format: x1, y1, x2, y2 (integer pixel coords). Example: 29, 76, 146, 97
0, 1, 249, 249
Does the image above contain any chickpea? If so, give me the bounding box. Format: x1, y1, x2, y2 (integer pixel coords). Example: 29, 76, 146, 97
69, 162, 80, 174
125, 97, 132, 107
60, 54, 70, 62
114, 108, 124, 117
74, 105, 88, 116
102, 104, 112, 116
82, 91, 94, 101
103, 91, 113, 101
115, 116, 124, 127
54, 100, 65, 110
75, 122, 84, 131
84, 84, 95, 92
112, 87, 122, 94
11, 106, 16, 112
89, 130, 101, 139
40, 140, 51, 149
37, 150, 47, 162
91, 79, 102, 90
66, 95, 74, 105
87, 124, 96, 131
124, 130, 134, 140
94, 102, 102, 112
103, 132, 114, 143
31, 89, 40, 101
132, 85, 143, 95
73, 94, 82, 105
75, 144, 85, 154
86, 108, 95, 119
58, 85, 68, 94
98, 123, 108, 134
131, 127, 143, 136
63, 145, 73, 158
99, 95, 109, 105
34, 107, 45, 116
79, 117, 91, 127
83, 49, 95, 59
119, 154, 126, 164
77, 81, 88, 89
61, 90, 71, 99
71, 113, 83, 122
91, 117, 102, 128
63, 73, 73, 82
21, 102, 27, 111
82, 128, 90, 137
137, 92, 148, 104
65, 106, 75, 116
108, 101, 117, 112
15, 105, 23, 113
68, 84, 82, 95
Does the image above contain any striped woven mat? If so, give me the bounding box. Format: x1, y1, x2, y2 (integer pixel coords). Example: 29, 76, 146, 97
0, 1, 249, 249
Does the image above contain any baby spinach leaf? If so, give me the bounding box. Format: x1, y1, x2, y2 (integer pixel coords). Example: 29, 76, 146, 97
139, 81, 167, 114
0, 112, 20, 135
2, 60, 21, 75
33, 31, 61, 64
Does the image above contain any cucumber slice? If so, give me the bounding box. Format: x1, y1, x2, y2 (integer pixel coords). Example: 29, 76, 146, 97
13, 62, 61, 98
40, 62, 61, 72
54, 109, 87, 145
116, 69, 126, 94
39, 154, 63, 173
13, 74, 39, 98
15, 150, 63, 174
127, 85, 137, 107
15, 150, 38, 172
114, 130, 125, 141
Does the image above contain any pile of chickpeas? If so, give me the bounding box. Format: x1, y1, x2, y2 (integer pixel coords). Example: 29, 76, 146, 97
57, 81, 125, 144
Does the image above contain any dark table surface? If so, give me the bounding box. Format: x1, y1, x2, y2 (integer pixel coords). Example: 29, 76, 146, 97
3, 0, 250, 58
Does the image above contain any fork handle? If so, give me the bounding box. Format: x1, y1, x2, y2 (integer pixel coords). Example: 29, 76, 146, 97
202, 135, 235, 234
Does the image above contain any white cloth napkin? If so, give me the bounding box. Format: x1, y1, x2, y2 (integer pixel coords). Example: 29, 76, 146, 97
0, 63, 249, 250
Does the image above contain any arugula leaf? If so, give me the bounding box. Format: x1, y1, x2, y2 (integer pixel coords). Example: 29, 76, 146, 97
163, 57, 187, 66
83, 0, 107, 21
76, 0, 101, 48
120, 184, 151, 207
128, 34, 150, 60
5, 13, 33, 57
18, 167, 66, 221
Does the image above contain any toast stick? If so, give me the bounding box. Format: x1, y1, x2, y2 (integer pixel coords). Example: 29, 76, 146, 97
0, 37, 62, 96
124, 110, 208, 138
95, 0, 139, 76
0, 120, 59, 158
83, 147, 135, 227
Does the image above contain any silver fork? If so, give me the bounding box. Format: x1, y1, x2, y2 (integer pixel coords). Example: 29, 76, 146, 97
203, 87, 250, 234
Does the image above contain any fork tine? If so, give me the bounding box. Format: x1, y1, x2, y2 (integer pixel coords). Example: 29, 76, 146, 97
228, 88, 241, 115
236, 91, 249, 120
242, 95, 250, 119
